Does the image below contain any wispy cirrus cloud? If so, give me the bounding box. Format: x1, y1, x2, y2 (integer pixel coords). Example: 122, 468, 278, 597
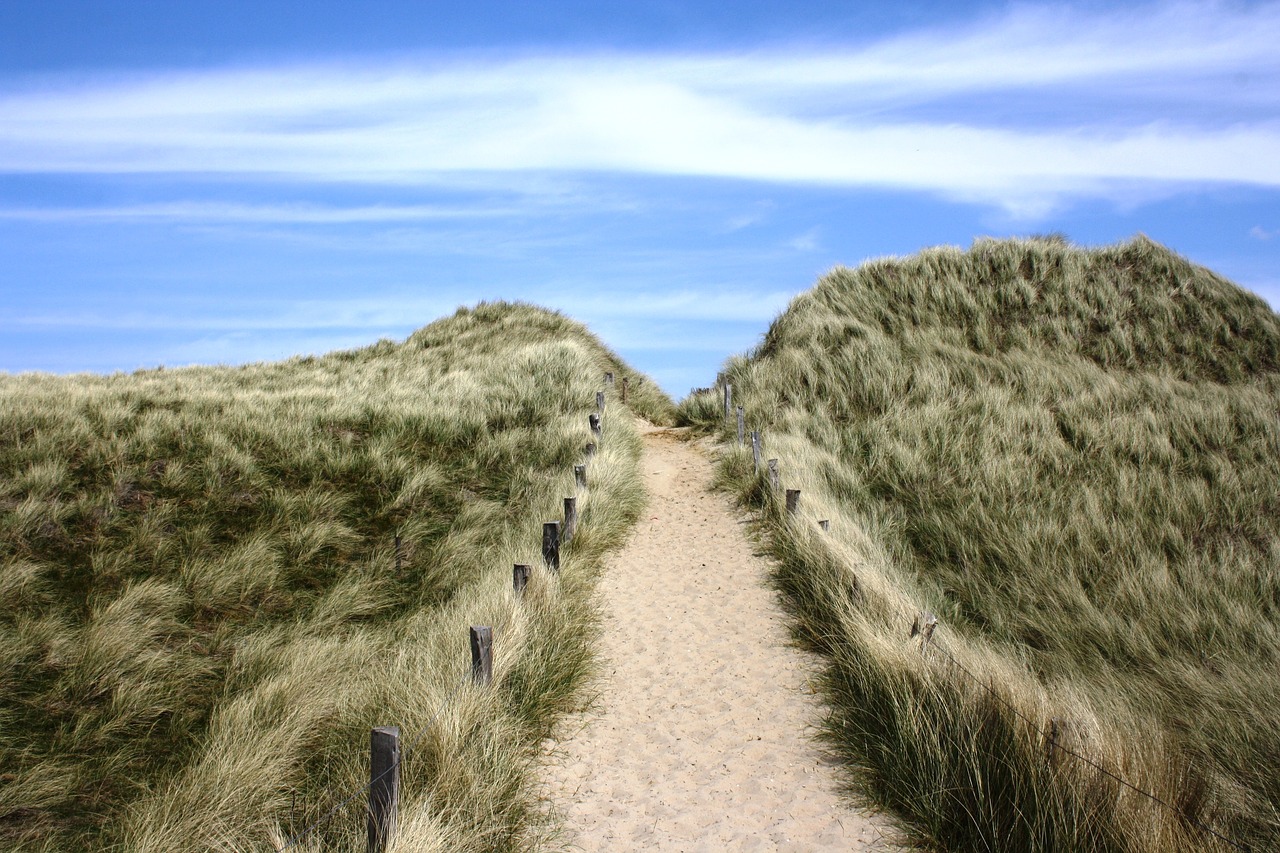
6, 287, 794, 333
0, 3, 1278, 218
0, 201, 529, 224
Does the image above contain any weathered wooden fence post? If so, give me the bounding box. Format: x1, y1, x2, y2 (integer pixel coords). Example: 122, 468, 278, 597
513, 564, 531, 595
818, 519, 830, 532
542, 521, 561, 572
751, 431, 762, 472
786, 489, 801, 515
910, 612, 938, 653
767, 458, 780, 492
574, 464, 587, 490
723, 383, 732, 419
621, 377, 629, 404
584, 441, 596, 460
589, 413, 601, 437
736, 406, 745, 446
470, 625, 493, 684
605, 371, 615, 385
563, 497, 578, 544
596, 390, 606, 411
368, 726, 400, 853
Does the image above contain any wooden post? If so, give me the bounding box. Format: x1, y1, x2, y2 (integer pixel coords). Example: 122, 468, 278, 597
1045, 718, 1074, 761
589, 413, 601, 437
723, 383, 732, 419
596, 390, 605, 411
513, 563, 531, 595
368, 726, 400, 853
605, 371, 615, 385
584, 442, 596, 460
818, 519, 830, 532
736, 406, 745, 446
563, 497, 578, 545
621, 377, 629, 404
574, 464, 587, 490
786, 489, 800, 514
910, 612, 938, 652
470, 625, 493, 685
767, 458, 780, 492
542, 521, 561, 572
751, 431, 762, 472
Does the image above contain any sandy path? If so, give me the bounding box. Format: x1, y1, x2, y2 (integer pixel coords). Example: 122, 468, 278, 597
542, 422, 896, 851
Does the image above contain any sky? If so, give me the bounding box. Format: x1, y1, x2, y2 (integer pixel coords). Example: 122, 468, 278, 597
1, 1, 1278, 396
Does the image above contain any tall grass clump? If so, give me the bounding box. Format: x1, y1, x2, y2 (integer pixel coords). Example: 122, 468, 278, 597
0, 301, 671, 852
684, 236, 1280, 852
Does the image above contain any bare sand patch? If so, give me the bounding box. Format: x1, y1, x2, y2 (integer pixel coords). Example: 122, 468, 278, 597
542, 421, 898, 851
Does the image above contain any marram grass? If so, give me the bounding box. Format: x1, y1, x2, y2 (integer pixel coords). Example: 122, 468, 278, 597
0, 301, 672, 852
683, 236, 1280, 852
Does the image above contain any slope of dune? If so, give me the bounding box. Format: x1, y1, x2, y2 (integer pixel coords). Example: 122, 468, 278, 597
681, 236, 1280, 851
0, 302, 670, 852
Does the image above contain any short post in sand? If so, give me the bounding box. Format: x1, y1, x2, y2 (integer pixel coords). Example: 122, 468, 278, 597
471, 625, 493, 684
605, 371, 614, 385
543, 521, 561, 572
574, 464, 587, 490
751, 431, 762, 471
723, 383, 732, 419
368, 727, 400, 853
589, 413, 601, 437
736, 406, 745, 446
585, 441, 596, 460
621, 377, 629, 404
596, 390, 605, 411
910, 612, 938, 653
786, 489, 801, 515
563, 497, 578, 545
513, 563, 531, 596
767, 458, 780, 492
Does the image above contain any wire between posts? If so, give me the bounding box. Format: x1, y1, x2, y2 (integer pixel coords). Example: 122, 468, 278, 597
277, 671, 471, 852
920, 630, 1250, 852
735, 389, 1251, 853
737, 400, 1251, 852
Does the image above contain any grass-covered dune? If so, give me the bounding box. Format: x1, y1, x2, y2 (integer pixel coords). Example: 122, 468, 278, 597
0, 301, 671, 852
681, 236, 1280, 852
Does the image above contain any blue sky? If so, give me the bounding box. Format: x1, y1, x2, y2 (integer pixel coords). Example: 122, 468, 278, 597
2, 1, 1278, 396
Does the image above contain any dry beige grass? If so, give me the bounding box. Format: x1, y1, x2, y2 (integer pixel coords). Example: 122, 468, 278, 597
681, 236, 1280, 851
0, 302, 671, 852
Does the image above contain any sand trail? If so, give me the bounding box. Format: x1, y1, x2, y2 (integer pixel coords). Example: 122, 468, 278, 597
543, 422, 896, 851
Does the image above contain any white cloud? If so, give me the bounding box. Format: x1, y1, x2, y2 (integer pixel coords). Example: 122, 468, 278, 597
0, 201, 528, 224
155, 329, 397, 368
1250, 225, 1277, 241
541, 288, 795, 323
0, 3, 1278, 217
724, 201, 775, 232
6, 287, 795, 333
8, 295, 455, 332
786, 229, 820, 252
